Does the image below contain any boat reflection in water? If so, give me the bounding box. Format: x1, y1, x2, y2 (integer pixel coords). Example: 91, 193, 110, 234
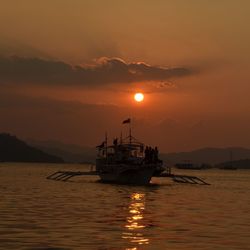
122, 193, 149, 248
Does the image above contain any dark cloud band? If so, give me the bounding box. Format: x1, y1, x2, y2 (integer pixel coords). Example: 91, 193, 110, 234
0, 56, 193, 87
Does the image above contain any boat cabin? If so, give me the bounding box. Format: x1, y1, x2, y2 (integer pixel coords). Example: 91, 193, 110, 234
97, 138, 144, 165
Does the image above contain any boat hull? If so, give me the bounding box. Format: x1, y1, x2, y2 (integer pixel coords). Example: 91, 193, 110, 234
98, 165, 155, 185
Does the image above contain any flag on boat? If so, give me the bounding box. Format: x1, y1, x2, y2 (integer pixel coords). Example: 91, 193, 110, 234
122, 118, 131, 124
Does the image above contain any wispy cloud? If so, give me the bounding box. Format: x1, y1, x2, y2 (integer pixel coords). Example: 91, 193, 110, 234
0, 56, 194, 87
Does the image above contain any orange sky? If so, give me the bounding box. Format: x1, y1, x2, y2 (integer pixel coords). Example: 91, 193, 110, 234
0, 1, 250, 152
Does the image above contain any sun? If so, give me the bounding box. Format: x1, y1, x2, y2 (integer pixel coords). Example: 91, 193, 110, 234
134, 93, 144, 102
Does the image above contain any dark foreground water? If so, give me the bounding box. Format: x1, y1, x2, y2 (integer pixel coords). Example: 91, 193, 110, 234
0, 163, 249, 250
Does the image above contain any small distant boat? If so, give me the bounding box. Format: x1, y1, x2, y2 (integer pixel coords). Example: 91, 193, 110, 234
96, 124, 165, 185
175, 162, 211, 170
220, 165, 237, 170
175, 162, 203, 170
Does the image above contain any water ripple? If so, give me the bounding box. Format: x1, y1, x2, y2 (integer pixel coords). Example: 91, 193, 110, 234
0, 163, 249, 249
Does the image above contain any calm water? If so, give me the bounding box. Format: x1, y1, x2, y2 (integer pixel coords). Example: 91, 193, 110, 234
0, 163, 249, 250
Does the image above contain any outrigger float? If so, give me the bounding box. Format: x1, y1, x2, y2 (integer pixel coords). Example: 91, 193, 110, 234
47, 121, 210, 186
47, 169, 210, 185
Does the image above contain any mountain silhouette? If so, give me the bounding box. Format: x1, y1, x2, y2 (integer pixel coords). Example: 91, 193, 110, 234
161, 147, 250, 165
28, 139, 95, 163
0, 133, 64, 163
27, 139, 250, 167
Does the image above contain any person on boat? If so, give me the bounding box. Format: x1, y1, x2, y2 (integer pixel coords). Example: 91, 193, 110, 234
149, 147, 153, 163
154, 146, 159, 162
113, 138, 118, 146
144, 146, 149, 163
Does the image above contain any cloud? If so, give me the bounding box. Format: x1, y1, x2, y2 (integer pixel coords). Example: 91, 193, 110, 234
0, 56, 194, 87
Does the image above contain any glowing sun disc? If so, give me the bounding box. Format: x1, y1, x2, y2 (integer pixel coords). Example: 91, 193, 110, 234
134, 93, 144, 102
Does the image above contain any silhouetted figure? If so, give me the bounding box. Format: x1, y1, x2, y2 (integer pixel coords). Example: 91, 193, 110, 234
149, 147, 153, 163
145, 146, 160, 163
113, 138, 118, 146
145, 146, 149, 163
154, 146, 159, 162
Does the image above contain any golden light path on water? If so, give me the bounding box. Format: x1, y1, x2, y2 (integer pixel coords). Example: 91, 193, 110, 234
0, 164, 250, 249
122, 193, 149, 248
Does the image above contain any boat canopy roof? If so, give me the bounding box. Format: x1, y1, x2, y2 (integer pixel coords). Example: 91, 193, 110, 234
107, 142, 143, 150
97, 131, 144, 153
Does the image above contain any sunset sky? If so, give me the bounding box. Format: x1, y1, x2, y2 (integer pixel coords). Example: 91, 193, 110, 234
0, 0, 250, 152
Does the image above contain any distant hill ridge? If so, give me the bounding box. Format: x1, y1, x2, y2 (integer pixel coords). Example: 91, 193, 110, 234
161, 147, 250, 165
27, 139, 250, 166
0, 133, 63, 163
28, 139, 95, 163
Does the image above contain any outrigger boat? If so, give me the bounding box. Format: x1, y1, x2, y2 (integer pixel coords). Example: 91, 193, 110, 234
47, 119, 210, 186
96, 131, 165, 185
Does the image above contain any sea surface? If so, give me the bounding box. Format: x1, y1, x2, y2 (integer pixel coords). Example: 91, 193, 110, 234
0, 163, 249, 250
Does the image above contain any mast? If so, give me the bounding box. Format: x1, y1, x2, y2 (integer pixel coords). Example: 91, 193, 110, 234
122, 117, 132, 144
129, 123, 132, 144
230, 150, 233, 168
120, 131, 123, 144
105, 132, 108, 160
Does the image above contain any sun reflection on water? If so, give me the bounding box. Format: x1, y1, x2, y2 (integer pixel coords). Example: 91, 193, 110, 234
122, 193, 149, 247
